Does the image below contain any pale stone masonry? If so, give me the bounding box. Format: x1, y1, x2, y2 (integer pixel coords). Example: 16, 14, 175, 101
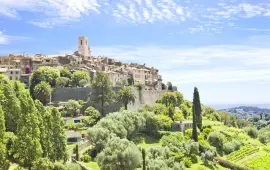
0, 36, 163, 90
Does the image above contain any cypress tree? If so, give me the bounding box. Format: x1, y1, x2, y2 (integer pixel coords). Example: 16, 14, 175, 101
142, 148, 146, 170
51, 107, 67, 161
192, 87, 199, 142
75, 144, 79, 161
15, 90, 42, 168
193, 87, 202, 130
0, 104, 9, 169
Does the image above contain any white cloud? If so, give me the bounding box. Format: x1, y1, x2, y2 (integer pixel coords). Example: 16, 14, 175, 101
1, 0, 270, 32
0, 0, 101, 27
91, 42, 270, 85
0, 31, 30, 45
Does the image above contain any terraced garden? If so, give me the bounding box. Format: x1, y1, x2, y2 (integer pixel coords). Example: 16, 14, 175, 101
227, 145, 259, 162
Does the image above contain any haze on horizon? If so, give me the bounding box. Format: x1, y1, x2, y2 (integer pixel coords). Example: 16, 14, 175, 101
1, 0, 270, 106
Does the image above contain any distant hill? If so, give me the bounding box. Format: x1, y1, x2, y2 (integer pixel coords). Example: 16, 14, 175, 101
219, 106, 270, 113
219, 106, 270, 120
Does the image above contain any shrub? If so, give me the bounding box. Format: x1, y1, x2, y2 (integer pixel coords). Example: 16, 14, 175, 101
182, 157, 192, 168
259, 134, 268, 144
207, 132, 225, 151
85, 106, 100, 116
223, 140, 242, 154
83, 153, 91, 162
246, 127, 258, 139
135, 82, 144, 90
215, 157, 250, 170
153, 104, 168, 115
154, 115, 173, 131
173, 112, 184, 121
142, 104, 153, 112
79, 79, 88, 87
190, 154, 198, 163
33, 158, 54, 170
56, 77, 70, 87
202, 128, 213, 139
201, 150, 215, 165
54, 162, 67, 170
66, 163, 81, 170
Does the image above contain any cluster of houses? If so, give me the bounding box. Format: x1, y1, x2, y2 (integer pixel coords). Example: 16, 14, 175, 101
0, 36, 163, 90
0, 36, 194, 144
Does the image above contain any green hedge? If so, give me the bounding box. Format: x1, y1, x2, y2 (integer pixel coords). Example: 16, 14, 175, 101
215, 157, 250, 170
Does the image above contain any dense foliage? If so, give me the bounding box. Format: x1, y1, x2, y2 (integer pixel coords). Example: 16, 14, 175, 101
116, 86, 136, 110
91, 71, 114, 116
0, 75, 66, 169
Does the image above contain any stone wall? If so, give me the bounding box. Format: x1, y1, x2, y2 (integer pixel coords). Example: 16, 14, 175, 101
51, 87, 164, 113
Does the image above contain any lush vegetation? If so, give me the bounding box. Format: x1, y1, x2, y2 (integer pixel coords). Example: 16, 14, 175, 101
0, 74, 67, 169
246, 154, 270, 169
226, 145, 259, 162
2, 66, 270, 170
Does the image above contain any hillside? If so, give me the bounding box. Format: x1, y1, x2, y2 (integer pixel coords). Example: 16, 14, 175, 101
219, 106, 270, 120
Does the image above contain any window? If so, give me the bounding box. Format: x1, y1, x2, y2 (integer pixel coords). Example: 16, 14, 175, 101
10, 71, 13, 74
15, 77, 18, 80
81, 40, 83, 45
86, 41, 87, 45
46, 60, 50, 62
15, 71, 18, 74
9, 76, 12, 80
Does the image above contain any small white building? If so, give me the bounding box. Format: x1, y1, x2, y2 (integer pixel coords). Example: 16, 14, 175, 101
0, 68, 21, 80
172, 120, 193, 132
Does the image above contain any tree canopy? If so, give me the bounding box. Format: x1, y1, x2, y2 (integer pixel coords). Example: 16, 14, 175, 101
91, 71, 114, 116
117, 87, 136, 110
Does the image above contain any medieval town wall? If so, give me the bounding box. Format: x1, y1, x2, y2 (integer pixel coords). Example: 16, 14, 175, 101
51, 87, 164, 113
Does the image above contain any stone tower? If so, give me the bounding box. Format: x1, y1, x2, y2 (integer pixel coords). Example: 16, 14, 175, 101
78, 36, 91, 57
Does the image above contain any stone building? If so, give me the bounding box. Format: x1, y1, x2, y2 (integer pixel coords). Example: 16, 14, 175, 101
172, 120, 193, 132
78, 36, 91, 57
0, 68, 21, 80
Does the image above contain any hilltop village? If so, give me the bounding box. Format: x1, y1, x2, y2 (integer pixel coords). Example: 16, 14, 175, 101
1, 37, 269, 170
0, 36, 163, 90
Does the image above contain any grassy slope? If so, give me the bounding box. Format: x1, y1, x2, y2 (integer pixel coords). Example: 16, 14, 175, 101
80, 161, 100, 170
8, 164, 18, 170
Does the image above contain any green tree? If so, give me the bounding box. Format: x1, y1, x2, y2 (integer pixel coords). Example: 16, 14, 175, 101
33, 158, 54, 170
97, 137, 141, 170
71, 70, 89, 87
14, 96, 42, 168
0, 104, 9, 169
192, 88, 198, 142
35, 100, 53, 159
207, 132, 225, 153
168, 103, 175, 120
33, 81, 52, 105
75, 144, 79, 161
193, 87, 202, 131
30, 66, 60, 97
62, 100, 82, 117
175, 91, 184, 107
167, 82, 173, 91
246, 127, 258, 139
180, 104, 190, 119
1, 83, 21, 133
79, 79, 88, 87
142, 148, 146, 170
117, 87, 136, 110
56, 77, 70, 87
10, 80, 25, 97
83, 107, 100, 126
51, 107, 67, 161
60, 69, 72, 79
153, 104, 168, 115
91, 71, 114, 117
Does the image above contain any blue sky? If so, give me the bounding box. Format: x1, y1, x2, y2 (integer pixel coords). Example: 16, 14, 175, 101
1, 0, 270, 106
